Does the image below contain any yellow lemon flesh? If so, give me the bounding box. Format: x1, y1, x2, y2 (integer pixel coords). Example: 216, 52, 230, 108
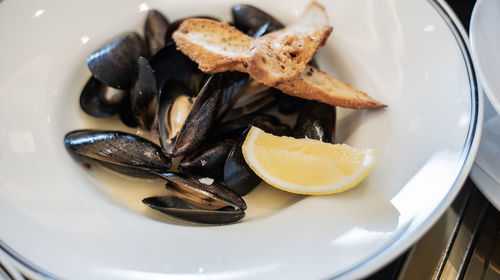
242, 126, 377, 195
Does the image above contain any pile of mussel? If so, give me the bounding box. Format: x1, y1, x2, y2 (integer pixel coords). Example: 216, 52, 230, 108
64, 5, 336, 224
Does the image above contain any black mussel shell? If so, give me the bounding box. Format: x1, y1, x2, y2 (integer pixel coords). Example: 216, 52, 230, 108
157, 80, 193, 155
150, 42, 198, 94
165, 16, 220, 44
161, 74, 223, 157
118, 94, 139, 128
223, 119, 291, 196
231, 4, 284, 36
144, 10, 169, 57
224, 130, 261, 196
80, 76, 126, 117
210, 113, 291, 140
64, 130, 171, 177
87, 32, 146, 89
217, 72, 250, 119
143, 196, 245, 224
222, 89, 276, 121
179, 138, 237, 181
131, 56, 158, 130
155, 172, 247, 211
273, 88, 308, 115
293, 101, 336, 143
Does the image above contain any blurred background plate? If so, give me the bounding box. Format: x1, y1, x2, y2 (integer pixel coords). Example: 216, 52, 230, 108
469, 0, 500, 114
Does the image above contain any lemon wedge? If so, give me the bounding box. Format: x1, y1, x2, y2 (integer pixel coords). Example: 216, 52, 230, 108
242, 126, 377, 195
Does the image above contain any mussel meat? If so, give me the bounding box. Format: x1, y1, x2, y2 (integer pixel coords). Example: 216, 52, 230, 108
158, 74, 223, 157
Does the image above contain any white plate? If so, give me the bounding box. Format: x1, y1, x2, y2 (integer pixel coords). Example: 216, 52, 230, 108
470, 98, 500, 210
470, 0, 500, 114
0, 0, 480, 279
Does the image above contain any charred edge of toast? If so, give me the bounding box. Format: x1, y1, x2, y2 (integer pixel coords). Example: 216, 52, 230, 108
276, 67, 386, 109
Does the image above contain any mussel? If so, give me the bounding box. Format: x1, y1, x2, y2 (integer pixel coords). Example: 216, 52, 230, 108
180, 114, 290, 181
179, 138, 236, 181
155, 172, 246, 211
144, 10, 169, 57
79, 77, 127, 118
231, 4, 284, 36
223, 117, 292, 196
149, 42, 199, 94
130, 56, 158, 130
64, 130, 171, 177
158, 74, 222, 157
142, 196, 245, 224
87, 32, 146, 90
293, 101, 336, 143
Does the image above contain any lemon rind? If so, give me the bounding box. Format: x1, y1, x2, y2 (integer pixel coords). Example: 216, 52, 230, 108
242, 126, 377, 195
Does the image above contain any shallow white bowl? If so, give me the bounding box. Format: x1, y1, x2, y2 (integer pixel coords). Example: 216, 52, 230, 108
470, 0, 500, 114
0, 0, 481, 279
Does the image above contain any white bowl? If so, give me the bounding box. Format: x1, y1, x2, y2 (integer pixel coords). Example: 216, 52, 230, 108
0, 0, 481, 279
470, 0, 500, 114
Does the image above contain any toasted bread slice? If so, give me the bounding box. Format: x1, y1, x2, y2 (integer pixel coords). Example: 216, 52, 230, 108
248, 2, 332, 86
276, 66, 385, 109
173, 18, 251, 73
172, 19, 385, 109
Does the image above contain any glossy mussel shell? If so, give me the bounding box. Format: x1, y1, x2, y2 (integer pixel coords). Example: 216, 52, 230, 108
293, 101, 336, 143
80, 76, 127, 118
87, 32, 146, 89
130, 56, 157, 130
231, 4, 284, 36
142, 196, 245, 224
155, 172, 246, 211
158, 74, 223, 157
64, 130, 171, 177
144, 10, 169, 57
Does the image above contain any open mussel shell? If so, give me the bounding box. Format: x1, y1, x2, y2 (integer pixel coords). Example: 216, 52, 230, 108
157, 80, 193, 155
87, 32, 146, 89
155, 172, 247, 211
159, 74, 223, 157
231, 4, 284, 36
293, 101, 336, 143
64, 130, 171, 177
144, 10, 169, 57
142, 196, 245, 224
172, 74, 222, 156
80, 76, 127, 117
130, 56, 157, 130
150, 42, 198, 94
